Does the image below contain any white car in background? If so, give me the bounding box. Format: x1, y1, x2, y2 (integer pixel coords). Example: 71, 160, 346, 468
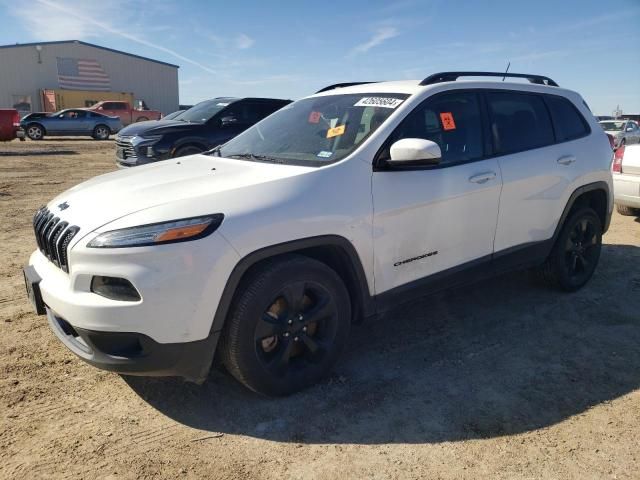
599, 119, 640, 148
612, 143, 640, 216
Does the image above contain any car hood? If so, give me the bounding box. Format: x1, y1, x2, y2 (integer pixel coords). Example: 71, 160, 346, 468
118, 119, 195, 136
47, 154, 313, 240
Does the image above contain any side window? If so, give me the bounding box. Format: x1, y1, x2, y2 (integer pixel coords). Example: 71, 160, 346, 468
545, 95, 589, 142
381, 91, 484, 165
102, 102, 114, 109
487, 92, 554, 154
243, 103, 268, 124
220, 103, 248, 125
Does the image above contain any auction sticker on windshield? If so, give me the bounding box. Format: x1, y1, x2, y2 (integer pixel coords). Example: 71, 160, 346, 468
327, 125, 346, 138
353, 97, 404, 109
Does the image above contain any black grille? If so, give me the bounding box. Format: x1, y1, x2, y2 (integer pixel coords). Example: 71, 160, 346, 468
32, 207, 79, 272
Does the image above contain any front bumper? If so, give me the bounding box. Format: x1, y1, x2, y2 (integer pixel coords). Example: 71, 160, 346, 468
26, 228, 239, 380
614, 173, 640, 208
47, 307, 219, 381
116, 155, 168, 168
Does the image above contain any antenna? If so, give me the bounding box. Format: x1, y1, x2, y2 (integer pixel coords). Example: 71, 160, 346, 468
502, 62, 511, 81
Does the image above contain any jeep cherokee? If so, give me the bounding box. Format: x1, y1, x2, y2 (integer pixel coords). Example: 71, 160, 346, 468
24, 71, 613, 396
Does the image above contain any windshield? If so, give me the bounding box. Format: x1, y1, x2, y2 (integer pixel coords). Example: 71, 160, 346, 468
600, 121, 625, 131
178, 99, 235, 123
163, 110, 185, 120
218, 93, 409, 166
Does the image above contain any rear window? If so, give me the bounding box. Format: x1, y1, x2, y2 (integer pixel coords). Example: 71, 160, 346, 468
545, 95, 589, 142
487, 92, 554, 155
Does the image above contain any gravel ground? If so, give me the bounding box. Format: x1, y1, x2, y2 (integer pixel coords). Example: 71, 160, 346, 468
1, 138, 639, 479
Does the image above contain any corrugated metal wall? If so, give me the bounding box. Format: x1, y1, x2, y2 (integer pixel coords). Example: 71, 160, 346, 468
0, 42, 179, 115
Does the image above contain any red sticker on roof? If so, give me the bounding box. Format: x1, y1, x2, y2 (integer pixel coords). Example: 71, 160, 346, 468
308, 111, 321, 124
440, 112, 456, 131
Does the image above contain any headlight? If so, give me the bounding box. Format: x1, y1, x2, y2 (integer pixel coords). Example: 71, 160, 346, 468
87, 214, 224, 248
131, 135, 162, 147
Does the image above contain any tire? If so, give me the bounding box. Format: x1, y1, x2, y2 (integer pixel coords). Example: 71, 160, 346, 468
536, 207, 602, 292
92, 124, 110, 140
174, 145, 203, 157
616, 204, 639, 216
26, 124, 44, 140
136, 117, 149, 122
220, 254, 351, 396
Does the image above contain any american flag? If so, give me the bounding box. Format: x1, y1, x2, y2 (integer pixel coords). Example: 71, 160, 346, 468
56, 57, 111, 91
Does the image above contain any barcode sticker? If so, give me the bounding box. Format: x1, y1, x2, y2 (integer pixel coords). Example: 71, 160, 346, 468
354, 97, 404, 109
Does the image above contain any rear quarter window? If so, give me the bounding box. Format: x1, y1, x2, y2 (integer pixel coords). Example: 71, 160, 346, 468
545, 95, 590, 142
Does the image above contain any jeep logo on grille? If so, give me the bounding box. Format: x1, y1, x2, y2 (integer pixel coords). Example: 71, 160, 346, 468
58, 201, 69, 211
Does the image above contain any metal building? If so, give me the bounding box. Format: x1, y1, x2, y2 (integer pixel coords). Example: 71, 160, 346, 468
0, 40, 179, 115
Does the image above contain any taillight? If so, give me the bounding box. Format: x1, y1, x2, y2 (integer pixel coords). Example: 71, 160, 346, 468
12, 111, 20, 127
606, 133, 615, 150
612, 145, 624, 173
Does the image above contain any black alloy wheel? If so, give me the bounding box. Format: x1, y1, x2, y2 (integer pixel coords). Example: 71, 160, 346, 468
563, 216, 600, 286
537, 207, 602, 291
220, 255, 351, 396
255, 281, 339, 377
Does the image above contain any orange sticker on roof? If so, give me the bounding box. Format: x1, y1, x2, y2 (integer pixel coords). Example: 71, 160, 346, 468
440, 112, 456, 131
326, 124, 346, 138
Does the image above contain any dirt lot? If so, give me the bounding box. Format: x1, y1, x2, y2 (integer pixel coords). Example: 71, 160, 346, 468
0, 138, 638, 479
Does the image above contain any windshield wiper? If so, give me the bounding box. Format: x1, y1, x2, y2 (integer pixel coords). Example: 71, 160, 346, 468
204, 145, 222, 156
227, 153, 285, 164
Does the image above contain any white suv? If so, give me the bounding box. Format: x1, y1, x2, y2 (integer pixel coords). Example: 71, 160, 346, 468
24, 72, 613, 396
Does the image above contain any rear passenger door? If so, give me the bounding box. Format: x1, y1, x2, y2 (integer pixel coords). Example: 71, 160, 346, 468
489, 91, 590, 254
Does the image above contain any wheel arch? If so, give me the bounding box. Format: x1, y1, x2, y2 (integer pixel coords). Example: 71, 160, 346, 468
171, 139, 208, 156
553, 181, 611, 243
210, 236, 374, 338
189, 235, 374, 381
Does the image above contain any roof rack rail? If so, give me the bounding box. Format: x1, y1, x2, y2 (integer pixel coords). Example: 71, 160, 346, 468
420, 71, 559, 87
316, 82, 378, 93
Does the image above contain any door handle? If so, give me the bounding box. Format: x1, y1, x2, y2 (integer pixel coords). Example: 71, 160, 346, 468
557, 155, 576, 165
468, 171, 497, 184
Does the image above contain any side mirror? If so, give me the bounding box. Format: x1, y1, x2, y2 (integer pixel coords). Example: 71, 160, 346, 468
626, 127, 634, 132
220, 116, 238, 127
389, 138, 441, 165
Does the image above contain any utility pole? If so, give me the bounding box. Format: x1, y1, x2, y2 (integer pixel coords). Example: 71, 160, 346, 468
613, 105, 622, 119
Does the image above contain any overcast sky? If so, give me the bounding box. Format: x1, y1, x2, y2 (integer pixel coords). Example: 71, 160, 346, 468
1, 0, 639, 114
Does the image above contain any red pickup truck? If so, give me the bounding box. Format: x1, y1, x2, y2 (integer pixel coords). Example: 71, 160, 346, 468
86, 101, 161, 126
0, 109, 25, 141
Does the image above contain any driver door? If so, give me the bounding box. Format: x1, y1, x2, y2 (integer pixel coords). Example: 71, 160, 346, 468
372, 90, 502, 296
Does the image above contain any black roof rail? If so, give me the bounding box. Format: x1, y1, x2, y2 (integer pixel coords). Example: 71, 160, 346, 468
420, 71, 559, 87
316, 82, 378, 93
